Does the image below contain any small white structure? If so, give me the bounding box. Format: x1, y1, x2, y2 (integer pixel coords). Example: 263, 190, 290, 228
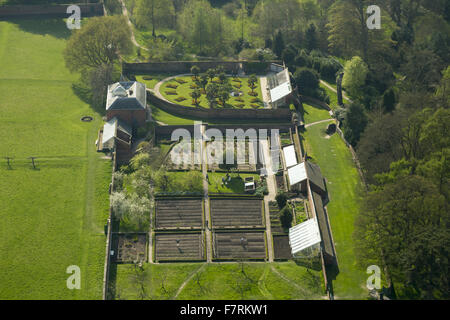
267, 68, 292, 109
283, 145, 297, 168
289, 218, 321, 258
101, 117, 132, 151
287, 162, 307, 186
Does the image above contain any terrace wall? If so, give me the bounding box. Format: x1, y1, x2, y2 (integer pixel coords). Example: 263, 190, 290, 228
123, 60, 282, 75
0, 3, 104, 18
148, 92, 292, 122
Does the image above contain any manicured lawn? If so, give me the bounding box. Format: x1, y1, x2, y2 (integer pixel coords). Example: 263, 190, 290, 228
113, 261, 324, 300
208, 172, 261, 194
302, 123, 367, 299
302, 103, 332, 124
160, 76, 264, 109
136, 74, 168, 90
151, 104, 198, 125
114, 263, 202, 299
0, 19, 110, 299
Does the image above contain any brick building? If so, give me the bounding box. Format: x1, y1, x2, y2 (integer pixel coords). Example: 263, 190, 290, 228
106, 81, 147, 128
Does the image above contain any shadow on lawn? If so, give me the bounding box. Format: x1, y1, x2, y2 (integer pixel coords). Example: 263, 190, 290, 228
7, 18, 71, 39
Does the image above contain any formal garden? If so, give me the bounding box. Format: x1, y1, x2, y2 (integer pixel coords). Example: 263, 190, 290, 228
158, 67, 265, 110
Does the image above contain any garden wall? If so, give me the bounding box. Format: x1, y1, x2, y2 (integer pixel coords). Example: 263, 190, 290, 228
155, 124, 294, 140
0, 3, 104, 18
124, 60, 282, 75
148, 92, 292, 122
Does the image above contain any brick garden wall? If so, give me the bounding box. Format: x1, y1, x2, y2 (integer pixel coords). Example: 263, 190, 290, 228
123, 60, 282, 75
148, 91, 292, 122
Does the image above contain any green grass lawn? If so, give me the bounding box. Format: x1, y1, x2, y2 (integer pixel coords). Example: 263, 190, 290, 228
136, 74, 168, 90
151, 104, 198, 125
302, 123, 367, 299
160, 76, 264, 109
302, 103, 332, 124
114, 261, 324, 300
0, 19, 110, 299
208, 172, 260, 194
320, 81, 349, 109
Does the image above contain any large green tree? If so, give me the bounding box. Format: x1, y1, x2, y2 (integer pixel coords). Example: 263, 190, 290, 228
64, 16, 132, 72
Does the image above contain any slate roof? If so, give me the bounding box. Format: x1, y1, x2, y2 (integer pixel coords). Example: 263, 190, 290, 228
305, 161, 326, 193
311, 191, 335, 259
106, 81, 146, 111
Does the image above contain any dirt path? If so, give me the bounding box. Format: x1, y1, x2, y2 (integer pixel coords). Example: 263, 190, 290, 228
320, 80, 353, 104
260, 139, 275, 262
172, 263, 207, 299
257, 265, 274, 299
118, 0, 149, 52
305, 118, 335, 128
201, 125, 213, 263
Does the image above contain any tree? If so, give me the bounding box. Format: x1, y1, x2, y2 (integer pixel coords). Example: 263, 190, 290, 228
272, 30, 285, 58
217, 82, 232, 106
191, 65, 200, 80
199, 73, 209, 93
326, 0, 371, 61
342, 56, 369, 100
88, 63, 115, 108
64, 16, 132, 72
294, 68, 319, 92
354, 175, 449, 299
206, 83, 219, 108
135, 0, 175, 37
275, 192, 287, 209
357, 111, 404, 182
305, 23, 317, 51
178, 0, 227, 55
343, 102, 368, 146
279, 205, 293, 229
247, 74, 257, 93
206, 68, 216, 82
190, 89, 201, 106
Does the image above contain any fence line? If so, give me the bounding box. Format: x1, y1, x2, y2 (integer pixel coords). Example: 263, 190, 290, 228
102, 150, 117, 300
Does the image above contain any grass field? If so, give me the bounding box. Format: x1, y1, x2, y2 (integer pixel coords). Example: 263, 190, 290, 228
302, 123, 367, 299
160, 76, 264, 109
320, 81, 349, 109
302, 103, 333, 124
136, 74, 168, 90
208, 172, 261, 194
0, 19, 110, 299
114, 261, 324, 300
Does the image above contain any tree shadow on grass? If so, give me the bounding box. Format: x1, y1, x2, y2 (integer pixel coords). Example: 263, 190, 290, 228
72, 81, 106, 117
6, 17, 72, 40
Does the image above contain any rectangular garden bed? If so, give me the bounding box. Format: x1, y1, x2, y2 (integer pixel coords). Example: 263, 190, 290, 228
210, 198, 264, 229
273, 235, 293, 260
112, 233, 147, 264
154, 232, 205, 262
155, 198, 203, 230
212, 231, 266, 260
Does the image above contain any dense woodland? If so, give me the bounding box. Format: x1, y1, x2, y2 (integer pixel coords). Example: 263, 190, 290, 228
57, 0, 450, 299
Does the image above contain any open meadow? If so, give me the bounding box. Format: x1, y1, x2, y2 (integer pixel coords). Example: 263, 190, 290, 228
0, 19, 110, 299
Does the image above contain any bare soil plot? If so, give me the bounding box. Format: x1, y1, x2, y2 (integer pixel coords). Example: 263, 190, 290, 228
273, 235, 293, 260
112, 233, 147, 263
155, 232, 205, 262
210, 198, 264, 229
155, 198, 203, 230
213, 231, 266, 260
